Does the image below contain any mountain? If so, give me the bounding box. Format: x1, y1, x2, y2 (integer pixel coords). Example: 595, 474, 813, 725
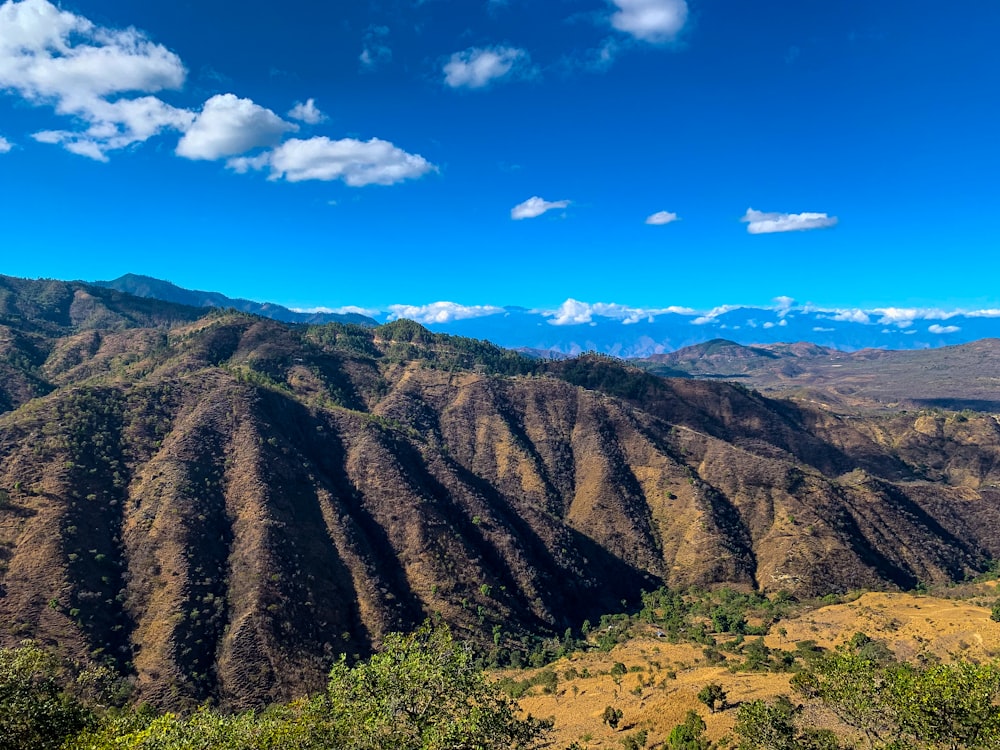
85, 274, 1000, 356
93, 273, 378, 327
640, 337, 1000, 413
3, 275, 1000, 711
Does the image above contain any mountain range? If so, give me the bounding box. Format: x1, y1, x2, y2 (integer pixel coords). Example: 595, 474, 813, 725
94, 274, 1000, 356
2, 273, 1000, 710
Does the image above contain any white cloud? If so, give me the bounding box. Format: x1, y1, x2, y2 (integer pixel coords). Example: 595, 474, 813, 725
287, 98, 325, 124
772, 295, 795, 315
0, 135, 11, 153
0, 0, 190, 158
31, 95, 194, 161
541, 299, 696, 326
176, 93, 295, 161
813, 327, 835, 332
387, 302, 504, 324
443, 46, 528, 89
928, 324, 960, 334
228, 136, 435, 187
872, 307, 955, 328
609, 0, 688, 43
741, 208, 838, 234
690, 304, 741, 325
360, 25, 392, 70
645, 210, 679, 225
829, 309, 871, 324
511, 196, 571, 220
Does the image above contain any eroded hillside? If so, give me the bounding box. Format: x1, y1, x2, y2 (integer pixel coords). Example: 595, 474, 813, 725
2, 276, 1000, 708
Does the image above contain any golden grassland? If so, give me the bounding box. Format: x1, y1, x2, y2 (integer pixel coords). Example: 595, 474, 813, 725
514, 585, 1000, 748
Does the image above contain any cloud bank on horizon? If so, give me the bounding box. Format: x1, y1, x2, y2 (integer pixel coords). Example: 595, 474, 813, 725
305, 296, 1000, 332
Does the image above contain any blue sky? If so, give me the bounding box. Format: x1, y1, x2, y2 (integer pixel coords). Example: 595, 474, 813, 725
1, 0, 998, 319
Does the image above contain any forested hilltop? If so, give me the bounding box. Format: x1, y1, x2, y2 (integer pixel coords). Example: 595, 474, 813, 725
3, 274, 1000, 709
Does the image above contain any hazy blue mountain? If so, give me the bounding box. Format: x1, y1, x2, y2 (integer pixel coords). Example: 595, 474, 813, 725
90, 275, 1000, 356
93, 274, 378, 327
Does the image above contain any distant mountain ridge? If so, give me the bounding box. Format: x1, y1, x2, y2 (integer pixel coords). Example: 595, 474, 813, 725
640, 337, 1000, 413
93, 274, 378, 327
87, 274, 1000, 356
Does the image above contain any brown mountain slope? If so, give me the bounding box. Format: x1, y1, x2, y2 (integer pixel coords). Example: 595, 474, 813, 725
641, 337, 1000, 413
2, 279, 1000, 708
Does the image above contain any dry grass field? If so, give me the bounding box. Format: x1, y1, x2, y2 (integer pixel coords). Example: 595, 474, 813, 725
514, 585, 1000, 748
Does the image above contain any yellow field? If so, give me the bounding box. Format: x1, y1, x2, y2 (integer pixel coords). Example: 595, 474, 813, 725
514, 587, 1000, 747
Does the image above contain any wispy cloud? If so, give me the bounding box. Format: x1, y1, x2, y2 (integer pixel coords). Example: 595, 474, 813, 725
387, 302, 505, 324
228, 136, 435, 186
929, 324, 960, 334
609, 0, 689, 43
443, 46, 529, 89
360, 25, 392, 71
741, 208, 838, 234
645, 210, 679, 225
511, 196, 571, 220
293, 305, 381, 318
0, 135, 12, 153
287, 98, 326, 125
691, 305, 743, 325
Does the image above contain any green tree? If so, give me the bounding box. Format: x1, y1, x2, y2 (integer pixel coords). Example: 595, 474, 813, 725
733, 697, 798, 750
697, 683, 727, 713
666, 710, 712, 749
0, 642, 93, 750
321, 620, 551, 750
887, 660, 1000, 749
603, 706, 624, 730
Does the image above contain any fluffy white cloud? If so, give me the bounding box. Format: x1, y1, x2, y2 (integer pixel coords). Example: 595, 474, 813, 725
645, 210, 679, 225
829, 309, 871, 324
287, 98, 325, 124
542, 299, 696, 326
387, 302, 504, 324
511, 196, 571, 220
873, 307, 956, 327
443, 46, 527, 89
176, 93, 295, 161
228, 136, 435, 187
609, 0, 688, 43
0, 135, 11, 153
32, 95, 194, 161
0, 0, 190, 158
741, 208, 838, 234
928, 324, 960, 334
